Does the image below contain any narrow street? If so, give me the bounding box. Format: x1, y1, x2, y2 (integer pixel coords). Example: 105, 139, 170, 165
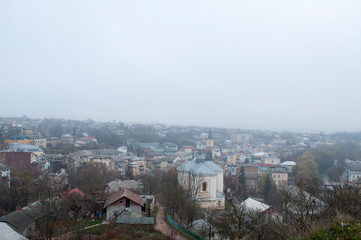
155, 202, 187, 240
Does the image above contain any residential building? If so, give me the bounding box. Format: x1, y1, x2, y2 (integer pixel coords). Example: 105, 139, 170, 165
252, 152, 268, 163
264, 156, 280, 165
226, 154, 237, 166
243, 165, 258, 191
32, 138, 47, 148
128, 157, 146, 176
8, 143, 43, 157
105, 179, 142, 194
60, 134, 74, 144
0, 201, 44, 238
0, 152, 32, 174
271, 168, 288, 189
3, 135, 34, 148
104, 188, 154, 224
0, 162, 10, 188
240, 197, 281, 220
231, 134, 251, 144
0, 222, 27, 240
280, 161, 296, 173
181, 145, 198, 153
117, 146, 128, 155
346, 161, 361, 183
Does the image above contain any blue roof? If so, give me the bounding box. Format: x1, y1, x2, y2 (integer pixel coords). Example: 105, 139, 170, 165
177, 161, 223, 176
8, 143, 43, 152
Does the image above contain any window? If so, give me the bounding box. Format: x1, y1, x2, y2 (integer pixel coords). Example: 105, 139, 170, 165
126, 199, 130, 208
278, 175, 280, 178
113, 211, 119, 217
202, 182, 207, 191
120, 200, 123, 204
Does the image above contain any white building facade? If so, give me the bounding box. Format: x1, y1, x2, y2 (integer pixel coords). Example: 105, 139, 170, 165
177, 161, 225, 209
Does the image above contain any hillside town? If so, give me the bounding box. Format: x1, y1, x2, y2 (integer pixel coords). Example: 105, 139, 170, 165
1, 116, 361, 239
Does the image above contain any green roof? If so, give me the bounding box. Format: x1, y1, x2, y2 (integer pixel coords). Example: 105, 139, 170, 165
5, 135, 31, 140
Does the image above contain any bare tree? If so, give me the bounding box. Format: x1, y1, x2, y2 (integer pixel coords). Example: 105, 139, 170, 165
214, 205, 249, 240
35, 174, 64, 240
182, 169, 202, 226
279, 179, 329, 236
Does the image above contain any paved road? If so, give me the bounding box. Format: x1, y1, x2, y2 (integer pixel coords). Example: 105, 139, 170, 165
155, 202, 187, 240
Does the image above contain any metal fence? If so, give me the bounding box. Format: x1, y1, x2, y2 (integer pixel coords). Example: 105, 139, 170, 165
165, 208, 205, 240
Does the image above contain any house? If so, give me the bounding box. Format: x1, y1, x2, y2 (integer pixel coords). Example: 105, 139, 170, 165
105, 179, 142, 194
128, 157, 146, 176
0, 202, 43, 238
243, 165, 258, 191
226, 154, 237, 166
284, 185, 326, 216
60, 134, 74, 145
74, 136, 97, 147
270, 168, 288, 189
162, 142, 178, 154
240, 197, 271, 213
0, 222, 27, 240
280, 161, 296, 173
252, 152, 268, 163
104, 188, 154, 223
181, 146, 198, 154
69, 150, 118, 171
346, 161, 361, 183
32, 138, 47, 148
264, 156, 280, 165
61, 188, 90, 220
0, 162, 10, 188
117, 146, 128, 155
89, 156, 115, 171
240, 197, 281, 221
177, 160, 225, 209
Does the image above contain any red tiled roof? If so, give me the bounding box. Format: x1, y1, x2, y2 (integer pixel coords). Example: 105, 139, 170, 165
104, 188, 143, 208
82, 136, 96, 141
181, 146, 197, 151
255, 163, 274, 167
62, 188, 84, 199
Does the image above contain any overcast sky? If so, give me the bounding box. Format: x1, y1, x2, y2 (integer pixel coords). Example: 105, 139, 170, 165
1, 1, 361, 133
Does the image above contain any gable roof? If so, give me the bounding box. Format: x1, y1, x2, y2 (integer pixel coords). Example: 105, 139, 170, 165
0, 201, 43, 234
240, 198, 270, 213
106, 180, 142, 194
104, 188, 143, 208
348, 161, 361, 171
0, 222, 27, 240
280, 161, 296, 166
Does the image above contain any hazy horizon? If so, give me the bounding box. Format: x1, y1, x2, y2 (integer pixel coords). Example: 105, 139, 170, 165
1, 1, 361, 133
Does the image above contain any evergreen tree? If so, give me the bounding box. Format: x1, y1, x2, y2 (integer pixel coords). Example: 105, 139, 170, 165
263, 175, 272, 201
259, 174, 276, 203
238, 167, 245, 185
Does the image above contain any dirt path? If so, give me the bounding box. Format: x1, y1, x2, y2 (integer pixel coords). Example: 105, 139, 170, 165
155, 202, 187, 240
